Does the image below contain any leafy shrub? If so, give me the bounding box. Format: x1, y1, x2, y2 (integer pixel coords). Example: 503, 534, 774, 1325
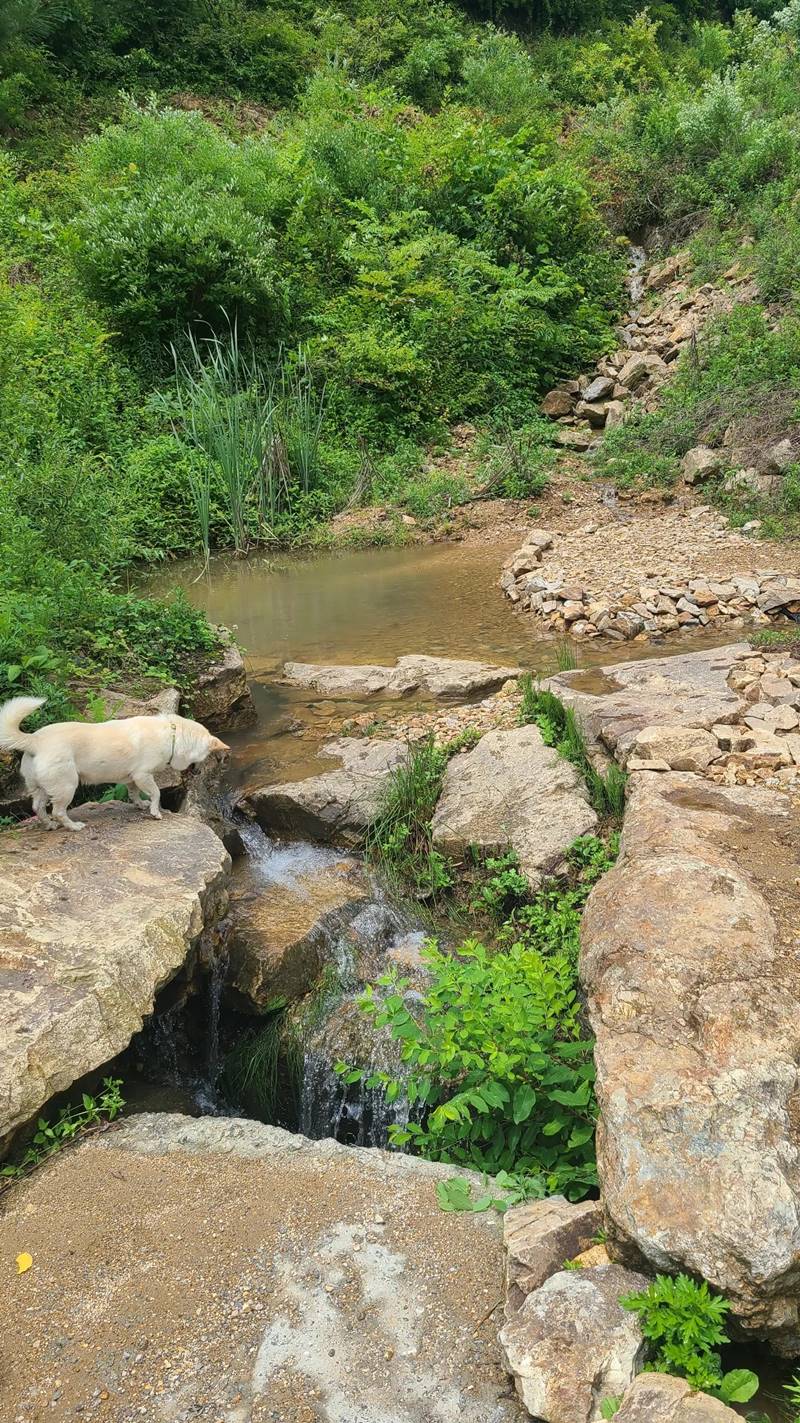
357, 935, 598, 1197
621, 1275, 759, 1406
70, 105, 286, 342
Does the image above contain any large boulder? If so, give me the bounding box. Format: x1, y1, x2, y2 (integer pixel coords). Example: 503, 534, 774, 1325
0, 804, 230, 1148
504, 1196, 603, 1318
581, 770, 800, 1350
499, 1264, 649, 1423
243, 738, 409, 846
431, 726, 597, 886
615, 1374, 741, 1423
189, 637, 256, 730
282, 655, 521, 701
549, 645, 749, 762
0, 1114, 522, 1423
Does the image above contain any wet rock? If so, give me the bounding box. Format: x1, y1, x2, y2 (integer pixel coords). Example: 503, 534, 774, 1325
499, 1264, 648, 1423
0, 804, 230, 1148
282, 655, 521, 702
504, 1196, 602, 1318
549, 646, 749, 761
582, 771, 800, 1349
681, 446, 724, 485
244, 738, 409, 847
627, 724, 719, 773
431, 725, 597, 886
228, 834, 371, 1009
190, 638, 256, 731
616, 1373, 741, 1423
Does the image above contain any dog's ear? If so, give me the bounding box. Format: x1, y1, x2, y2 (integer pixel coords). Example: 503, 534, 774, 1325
209, 735, 230, 754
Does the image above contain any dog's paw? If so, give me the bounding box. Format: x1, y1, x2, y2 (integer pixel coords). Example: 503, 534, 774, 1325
149, 809, 163, 820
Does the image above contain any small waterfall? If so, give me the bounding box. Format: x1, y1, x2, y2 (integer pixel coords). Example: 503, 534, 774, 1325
627, 244, 647, 308
231, 820, 430, 1148
206, 946, 230, 1081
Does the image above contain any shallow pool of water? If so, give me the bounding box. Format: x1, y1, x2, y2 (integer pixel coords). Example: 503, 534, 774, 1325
150, 541, 739, 788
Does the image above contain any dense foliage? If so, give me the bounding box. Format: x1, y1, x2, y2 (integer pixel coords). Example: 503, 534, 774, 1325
343, 832, 619, 1197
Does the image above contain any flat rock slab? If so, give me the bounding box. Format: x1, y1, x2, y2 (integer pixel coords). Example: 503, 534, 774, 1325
0, 805, 230, 1145
0, 1114, 525, 1423
549, 645, 749, 760
244, 738, 409, 846
582, 770, 800, 1349
431, 725, 597, 885
282, 654, 521, 700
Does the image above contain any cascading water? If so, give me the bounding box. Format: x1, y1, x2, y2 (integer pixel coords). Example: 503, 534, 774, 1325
234, 817, 429, 1148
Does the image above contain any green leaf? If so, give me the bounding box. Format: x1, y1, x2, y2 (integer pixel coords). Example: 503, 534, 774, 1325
512, 1083, 537, 1124
718, 1369, 759, 1404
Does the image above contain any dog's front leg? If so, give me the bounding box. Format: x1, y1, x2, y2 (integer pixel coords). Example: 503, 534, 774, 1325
132, 774, 162, 820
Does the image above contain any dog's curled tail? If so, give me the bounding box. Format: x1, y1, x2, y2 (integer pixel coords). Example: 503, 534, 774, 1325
0, 696, 45, 751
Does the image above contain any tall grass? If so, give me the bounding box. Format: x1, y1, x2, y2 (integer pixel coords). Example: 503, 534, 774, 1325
169, 321, 326, 559
366, 737, 453, 899
518, 673, 627, 821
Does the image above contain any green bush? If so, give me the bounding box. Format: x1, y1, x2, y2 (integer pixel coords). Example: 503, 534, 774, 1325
621, 1275, 759, 1406
69, 105, 286, 342
357, 934, 598, 1197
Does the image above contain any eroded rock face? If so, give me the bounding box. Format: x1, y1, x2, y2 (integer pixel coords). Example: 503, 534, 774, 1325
615, 1374, 741, 1423
582, 770, 800, 1349
499, 1264, 648, 1423
282, 655, 521, 701
504, 1196, 603, 1319
0, 805, 230, 1147
244, 738, 409, 846
190, 639, 256, 730
431, 726, 597, 886
550, 645, 749, 761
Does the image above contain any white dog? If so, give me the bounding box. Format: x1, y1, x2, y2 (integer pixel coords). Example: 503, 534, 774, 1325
0, 696, 229, 831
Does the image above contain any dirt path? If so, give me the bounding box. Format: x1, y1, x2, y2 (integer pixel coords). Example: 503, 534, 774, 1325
0, 1116, 522, 1423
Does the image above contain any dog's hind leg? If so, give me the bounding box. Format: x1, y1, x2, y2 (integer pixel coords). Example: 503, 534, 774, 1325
31, 788, 55, 829
48, 772, 84, 831
131, 773, 162, 820
22, 755, 55, 829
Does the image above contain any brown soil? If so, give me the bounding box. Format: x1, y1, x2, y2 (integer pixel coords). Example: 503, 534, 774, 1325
0, 1121, 523, 1423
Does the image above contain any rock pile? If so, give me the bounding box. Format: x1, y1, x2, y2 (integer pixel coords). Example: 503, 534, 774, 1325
501, 525, 800, 642
498, 1196, 741, 1423
617, 649, 800, 783
539, 252, 756, 443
